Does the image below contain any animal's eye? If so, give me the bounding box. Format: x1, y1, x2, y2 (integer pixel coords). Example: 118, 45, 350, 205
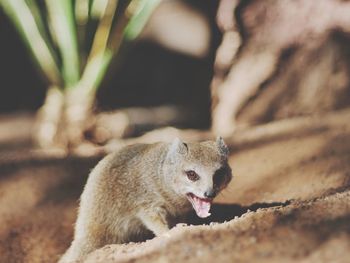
185, 170, 199, 181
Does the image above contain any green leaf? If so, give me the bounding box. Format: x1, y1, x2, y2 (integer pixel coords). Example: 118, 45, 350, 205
1, 0, 61, 85
1, 0, 161, 95
45, 0, 80, 87
90, 0, 109, 20
78, 0, 119, 94
123, 0, 161, 41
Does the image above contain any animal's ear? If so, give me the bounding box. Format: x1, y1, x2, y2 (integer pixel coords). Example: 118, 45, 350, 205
216, 136, 229, 157
167, 138, 188, 161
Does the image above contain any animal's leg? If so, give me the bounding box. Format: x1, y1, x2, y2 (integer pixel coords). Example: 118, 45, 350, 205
137, 207, 169, 236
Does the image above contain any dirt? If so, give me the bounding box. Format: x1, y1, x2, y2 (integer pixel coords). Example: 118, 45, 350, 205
1, 109, 350, 262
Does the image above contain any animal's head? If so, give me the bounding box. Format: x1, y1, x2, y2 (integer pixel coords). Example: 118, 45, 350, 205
164, 137, 232, 218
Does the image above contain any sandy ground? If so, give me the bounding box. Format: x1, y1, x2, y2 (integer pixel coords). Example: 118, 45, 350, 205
0, 109, 350, 263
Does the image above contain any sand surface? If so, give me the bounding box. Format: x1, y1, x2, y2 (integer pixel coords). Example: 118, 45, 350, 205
0, 109, 350, 263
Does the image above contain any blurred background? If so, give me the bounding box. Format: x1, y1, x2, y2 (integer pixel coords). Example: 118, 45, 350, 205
1, 0, 350, 151
0, 0, 220, 152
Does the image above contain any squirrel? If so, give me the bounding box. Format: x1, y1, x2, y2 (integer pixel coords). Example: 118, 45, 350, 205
59, 137, 232, 262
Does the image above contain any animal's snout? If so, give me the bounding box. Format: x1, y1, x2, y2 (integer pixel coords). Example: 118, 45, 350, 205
204, 189, 216, 199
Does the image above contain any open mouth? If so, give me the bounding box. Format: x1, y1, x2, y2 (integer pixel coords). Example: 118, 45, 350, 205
186, 193, 212, 218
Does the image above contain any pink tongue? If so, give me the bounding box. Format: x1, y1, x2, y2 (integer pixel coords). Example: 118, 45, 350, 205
192, 197, 211, 218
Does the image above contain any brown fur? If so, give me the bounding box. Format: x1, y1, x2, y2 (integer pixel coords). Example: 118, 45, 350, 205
59, 138, 231, 262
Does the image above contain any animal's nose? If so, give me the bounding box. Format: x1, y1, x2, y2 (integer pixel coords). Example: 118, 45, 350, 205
204, 189, 216, 199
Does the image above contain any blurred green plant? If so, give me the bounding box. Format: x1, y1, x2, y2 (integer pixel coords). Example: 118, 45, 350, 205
0, 0, 160, 149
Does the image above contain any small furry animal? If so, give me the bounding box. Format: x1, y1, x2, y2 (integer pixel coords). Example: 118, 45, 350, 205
59, 137, 232, 262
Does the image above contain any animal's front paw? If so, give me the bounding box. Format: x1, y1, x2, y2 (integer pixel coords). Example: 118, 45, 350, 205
161, 231, 171, 238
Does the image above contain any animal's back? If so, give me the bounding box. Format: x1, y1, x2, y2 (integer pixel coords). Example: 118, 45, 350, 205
59, 138, 232, 263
